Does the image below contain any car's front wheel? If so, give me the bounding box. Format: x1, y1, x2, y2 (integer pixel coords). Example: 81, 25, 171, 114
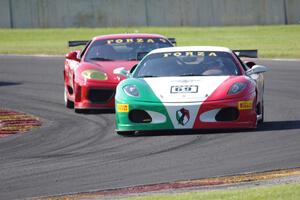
258, 99, 264, 124
64, 86, 74, 109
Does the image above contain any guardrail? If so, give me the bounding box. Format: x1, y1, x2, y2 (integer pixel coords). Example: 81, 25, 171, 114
0, 0, 299, 28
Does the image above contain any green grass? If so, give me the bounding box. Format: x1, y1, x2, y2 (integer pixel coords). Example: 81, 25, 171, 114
0, 25, 300, 58
125, 183, 300, 200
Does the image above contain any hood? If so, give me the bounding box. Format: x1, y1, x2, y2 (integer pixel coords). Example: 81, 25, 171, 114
144, 76, 230, 103
83, 60, 138, 83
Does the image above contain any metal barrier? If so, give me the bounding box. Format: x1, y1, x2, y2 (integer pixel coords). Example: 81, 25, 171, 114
0, 0, 299, 28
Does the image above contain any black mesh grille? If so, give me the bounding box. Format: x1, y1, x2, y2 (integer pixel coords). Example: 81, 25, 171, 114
129, 110, 152, 123
215, 107, 239, 122
87, 89, 115, 103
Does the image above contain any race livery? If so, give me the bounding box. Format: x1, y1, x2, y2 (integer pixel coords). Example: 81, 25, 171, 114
63, 34, 174, 112
114, 46, 267, 136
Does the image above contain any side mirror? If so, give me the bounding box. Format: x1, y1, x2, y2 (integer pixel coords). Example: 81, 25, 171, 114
65, 51, 80, 61
113, 67, 130, 78
244, 61, 256, 68
246, 65, 267, 76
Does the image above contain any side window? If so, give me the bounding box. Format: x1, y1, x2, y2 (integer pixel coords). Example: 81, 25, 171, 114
233, 52, 249, 71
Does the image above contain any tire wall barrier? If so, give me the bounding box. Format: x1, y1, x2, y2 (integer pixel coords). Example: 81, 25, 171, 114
0, 0, 299, 28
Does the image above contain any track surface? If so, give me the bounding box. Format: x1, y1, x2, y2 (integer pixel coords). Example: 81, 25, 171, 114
0, 55, 299, 199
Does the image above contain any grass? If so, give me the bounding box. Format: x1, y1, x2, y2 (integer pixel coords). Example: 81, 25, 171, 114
125, 183, 300, 200
0, 25, 299, 58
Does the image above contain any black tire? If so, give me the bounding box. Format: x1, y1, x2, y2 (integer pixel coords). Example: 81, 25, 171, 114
64, 87, 74, 109
258, 100, 264, 124
116, 131, 135, 137
74, 108, 85, 114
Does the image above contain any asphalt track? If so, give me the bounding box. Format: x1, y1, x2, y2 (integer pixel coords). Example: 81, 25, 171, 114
0, 55, 299, 199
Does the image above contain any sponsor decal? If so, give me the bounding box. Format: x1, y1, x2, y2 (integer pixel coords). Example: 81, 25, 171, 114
170, 79, 201, 83
117, 104, 129, 112
163, 51, 217, 58
176, 108, 190, 126
238, 100, 253, 110
171, 85, 198, 93
106, 38, 168, 44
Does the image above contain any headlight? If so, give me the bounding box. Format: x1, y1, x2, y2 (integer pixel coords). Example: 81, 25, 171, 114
81, 69, 107, 80
228, 82, 247, 95
123, 85, 140, 97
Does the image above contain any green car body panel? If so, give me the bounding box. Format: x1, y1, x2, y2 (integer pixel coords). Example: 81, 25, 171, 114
115, 78, 174, 131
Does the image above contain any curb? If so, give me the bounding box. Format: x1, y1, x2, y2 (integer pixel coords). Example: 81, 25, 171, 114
35, 168, 300, 200
0, 108, 42, 138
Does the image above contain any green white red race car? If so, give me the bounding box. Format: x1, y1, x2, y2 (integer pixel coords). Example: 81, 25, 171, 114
114, 46, 267, 136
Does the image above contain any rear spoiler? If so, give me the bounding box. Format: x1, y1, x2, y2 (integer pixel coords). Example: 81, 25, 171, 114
68, 40, 89, 47
69, 39, 176, 47
168, 38, 177, 46
233, 50, 258, 58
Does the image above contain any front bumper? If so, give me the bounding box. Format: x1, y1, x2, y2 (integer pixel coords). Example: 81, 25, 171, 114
115, 96, 257, 132
74, 81, 117, 109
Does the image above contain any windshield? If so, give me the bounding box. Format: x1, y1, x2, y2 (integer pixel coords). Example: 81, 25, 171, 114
133, 51, 241, 78
84, 38, 172, 61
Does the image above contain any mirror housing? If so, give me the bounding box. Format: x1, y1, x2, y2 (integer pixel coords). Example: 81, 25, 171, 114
246, 65, 267, 76
113, 67, 130, 78
244, 61, 256, 68
65, 51, 80, 61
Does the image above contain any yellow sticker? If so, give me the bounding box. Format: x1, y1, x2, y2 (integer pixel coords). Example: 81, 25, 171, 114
117, 104, 129, 112
238, 101, 253, 110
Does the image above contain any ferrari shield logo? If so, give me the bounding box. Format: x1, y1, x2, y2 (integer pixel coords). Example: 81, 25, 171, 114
176, 108, 190, 126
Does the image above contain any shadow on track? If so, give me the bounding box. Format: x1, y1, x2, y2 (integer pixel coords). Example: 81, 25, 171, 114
132, 120, 300, 137
258, 120, 300, 131
75, 109, 115, 114
0, 81, 22, 87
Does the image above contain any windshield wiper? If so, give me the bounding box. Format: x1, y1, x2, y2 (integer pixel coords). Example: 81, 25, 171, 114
126, 58, 138, 61
138, 75, 158, 78
178, 73, 203, 76
88, 57, 114, 61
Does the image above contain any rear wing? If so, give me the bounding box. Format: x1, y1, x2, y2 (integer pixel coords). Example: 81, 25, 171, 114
168, 38, 177, 46
68, 39, 176, 47
68, 40, 89, 47
233, 50, 258, 58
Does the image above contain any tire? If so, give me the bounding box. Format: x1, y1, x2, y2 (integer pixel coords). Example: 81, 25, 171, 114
64, 86, 74, 109
258, 100, 264, 124
116, 131, 135, 137
74, 108, 85, 114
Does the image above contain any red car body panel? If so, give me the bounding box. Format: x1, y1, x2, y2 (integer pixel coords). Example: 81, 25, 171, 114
192, 75, 257, 129
64, 33, 173, 110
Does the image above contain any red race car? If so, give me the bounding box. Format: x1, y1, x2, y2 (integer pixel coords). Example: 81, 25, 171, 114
63, 33, 175, 112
